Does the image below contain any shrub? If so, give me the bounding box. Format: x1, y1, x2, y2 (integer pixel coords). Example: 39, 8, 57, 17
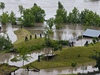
0, 35, 13, 51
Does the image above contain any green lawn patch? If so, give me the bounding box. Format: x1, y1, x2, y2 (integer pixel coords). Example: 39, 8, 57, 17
24, 42, 100, 69
14, 28, 44, 52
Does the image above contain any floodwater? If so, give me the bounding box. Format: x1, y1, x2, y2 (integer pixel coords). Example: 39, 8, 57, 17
0, 0, 100, 75
0, 51, 43, 67
0, 0, 100, 19
6, 23, 18, 43
11, 65, 99, 75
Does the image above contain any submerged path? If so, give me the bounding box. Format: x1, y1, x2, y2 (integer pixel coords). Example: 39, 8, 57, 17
6, 23, 18, 43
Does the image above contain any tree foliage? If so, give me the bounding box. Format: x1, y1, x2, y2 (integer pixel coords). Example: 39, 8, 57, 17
67, 7, 80, 23
31, 3, 45, 23
1, 12, 9, 25
91, 50, 100, 71
55, 1, 67, 29
46, 18, 54, 29
0, 35, 13, 51
0, 2, 5, 12
9, 11, 16, 25
21, 3, 45, 27
18, 5, 24, 16
54, 1, 100, 28
22, 9, 35, 27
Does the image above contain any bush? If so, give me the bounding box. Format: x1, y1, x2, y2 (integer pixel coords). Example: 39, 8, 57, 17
58, 40, 69, 45
0, 35, 13, 51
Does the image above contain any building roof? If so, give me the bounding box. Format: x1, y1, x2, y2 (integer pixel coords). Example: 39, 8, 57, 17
82, 29, 100, 37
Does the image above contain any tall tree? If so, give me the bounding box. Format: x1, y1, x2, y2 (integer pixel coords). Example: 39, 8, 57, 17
91, 50, 100, 71
18, 5, 24, 16
9, 11, 16, 25
31, 3, 45, 23
55, 1, 67, 29
0, 2, 5, 13
1, 12, 9, 25
46, 18, 54, 29
67, 7, 80, 23
58, 1, 64, 9
22, 3, 45, 27
22, 9, 35, 27
11, 46, 31, 66
0, 35, 13, 51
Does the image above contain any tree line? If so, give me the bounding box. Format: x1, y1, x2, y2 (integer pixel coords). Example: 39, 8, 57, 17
55, 1, 100, 29
0, 1, 100, 28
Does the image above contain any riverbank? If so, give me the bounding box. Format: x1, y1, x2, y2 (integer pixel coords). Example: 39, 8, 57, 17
0, 63, 19, 75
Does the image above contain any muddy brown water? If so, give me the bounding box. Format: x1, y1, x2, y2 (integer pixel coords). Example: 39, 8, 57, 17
0, 0, 100, 75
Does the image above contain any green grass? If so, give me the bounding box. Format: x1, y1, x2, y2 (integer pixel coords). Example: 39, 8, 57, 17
0, 63, 18, 75
14, 28, 32, 44
24, 42, 100, 69
14, 28, 44, 51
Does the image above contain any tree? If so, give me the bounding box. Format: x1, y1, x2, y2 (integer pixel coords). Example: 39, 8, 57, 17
0, 2, 5, 13
58, 1, 64, 9
46, 18, 54, 29
71, 62, 77, 74
18, 5, 24, 16
31, 3, 45, 23
9, 11, 16, 25
0, 35, 13, 51
67, 7, 80, 23
91, 50, 100, 71
11, 46, 31, 66
1, 12, 9, 25
22, 3, 45, 27
22, 9, 35, 27
55, 1, 67, 29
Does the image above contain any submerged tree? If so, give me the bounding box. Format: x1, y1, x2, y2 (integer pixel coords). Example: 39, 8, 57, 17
18, 5, 24, 16
31, 3, 45, 23
55, 1, 67, 29
1, 12, 9, 25
0, 2, 5, 13
9, 11, 16, 25
91, 50, 100, 71
22, 9, 35, 27
11, 46, 31, 66
22, 3, 45, 27
67, 7, 80, 23
0, 34, 13, 51
46, 17, 54, 29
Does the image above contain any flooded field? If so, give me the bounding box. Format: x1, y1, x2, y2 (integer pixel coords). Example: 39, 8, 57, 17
0, 0, 100, 75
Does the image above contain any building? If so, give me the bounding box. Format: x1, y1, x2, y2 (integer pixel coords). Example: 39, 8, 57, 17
82, 29, 100, 38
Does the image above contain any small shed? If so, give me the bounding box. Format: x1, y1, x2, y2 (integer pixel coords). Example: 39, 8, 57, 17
82, 29, 100, 38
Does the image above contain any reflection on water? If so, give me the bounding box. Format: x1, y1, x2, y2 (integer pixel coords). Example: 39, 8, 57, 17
6, 23, 18, 43
11, 65, 99, 75
0, 51, 43, 67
